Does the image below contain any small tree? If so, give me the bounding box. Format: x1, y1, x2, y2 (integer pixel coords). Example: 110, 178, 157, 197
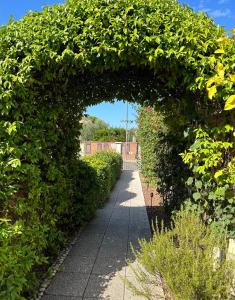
80, 115, 109, 141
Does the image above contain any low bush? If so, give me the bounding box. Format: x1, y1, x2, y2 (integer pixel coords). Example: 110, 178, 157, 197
94, 151, 123, 186
127, 210, 235, 300
0, 151, 122, 299
83, 151, 122, 205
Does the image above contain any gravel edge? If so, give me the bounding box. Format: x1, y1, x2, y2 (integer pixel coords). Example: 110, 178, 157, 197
33, 227, 84, 300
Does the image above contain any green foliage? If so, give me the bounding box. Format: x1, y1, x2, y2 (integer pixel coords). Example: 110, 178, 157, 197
93, 151, 123, 186
0, 152, 122, 299
93, 127, 137, 142
0, 0, 234, 297
127, 210, 235, 300
181, 126, 235, 237
83, 151, 122, 205
137, 106, 190, 212
80, 115, 109, 141
137, 107, 162, 185
93, 127, 126, 142
205, 30, 235, 110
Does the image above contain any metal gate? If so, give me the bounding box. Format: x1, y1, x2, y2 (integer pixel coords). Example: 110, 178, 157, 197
122, 160, 138, 171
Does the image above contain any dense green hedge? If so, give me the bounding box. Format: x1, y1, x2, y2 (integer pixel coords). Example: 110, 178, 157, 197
83, 151, 123, 206
0, 0, 234, 297
0, 151, 122, 299
137, 106, 190, 213
94, 151, 123, 185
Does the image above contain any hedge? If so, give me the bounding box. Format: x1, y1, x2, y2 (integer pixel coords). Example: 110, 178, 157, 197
0, 0, 234, 297
0, 151, 122, 299
92, 151, 123, 187
83, 151, 123, 205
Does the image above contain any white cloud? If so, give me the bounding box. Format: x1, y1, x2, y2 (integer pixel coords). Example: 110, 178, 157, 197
202, 8, 212, 13
210, 8, 231, 17
218, 0, 230, 4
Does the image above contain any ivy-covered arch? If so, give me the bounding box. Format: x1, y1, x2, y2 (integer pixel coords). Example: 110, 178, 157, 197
1, 0, 234, 297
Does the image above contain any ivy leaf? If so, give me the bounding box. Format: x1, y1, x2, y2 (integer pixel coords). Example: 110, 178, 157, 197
214, 49, 224, 54
215, 170, 223, 179
195, 180, 202, 189
193, 192, 201, 201
224, 95, 235, 111
7, 158, 21, 168
208, 192, 216, 200
186, 177, 193, 185
207, 85, 217, 99
229, 74, 235, 82
215, 63, 224, 79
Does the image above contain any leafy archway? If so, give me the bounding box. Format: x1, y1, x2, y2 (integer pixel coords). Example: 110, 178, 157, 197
0, 0, 234, 297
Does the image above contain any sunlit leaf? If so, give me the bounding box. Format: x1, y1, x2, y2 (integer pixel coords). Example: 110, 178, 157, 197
207, 85, 217, 99
214, 170, 223, 179
214, 49, 225, 54
224, 95, 235, 111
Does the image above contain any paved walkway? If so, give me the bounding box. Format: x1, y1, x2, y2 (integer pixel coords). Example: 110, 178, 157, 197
42, 170, 164, 300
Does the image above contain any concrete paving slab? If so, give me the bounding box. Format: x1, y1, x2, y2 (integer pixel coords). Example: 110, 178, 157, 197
68, 241, 100, 258
42, 296, 81, 300
105, 226, 129, 238
42, 170, 165, 300
84, 274, 124, 299
101, 236, 128, 247
92, 255, 126, 276
45, 272, 89, 297
62, 255, 96, 273
76, 232, 104, 245
124, 288, 146, 300
98, 245, 127, 258
124, 272, 165, 300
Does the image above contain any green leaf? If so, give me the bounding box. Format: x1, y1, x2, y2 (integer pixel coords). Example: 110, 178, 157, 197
193, 192, 201, 201
214, 170, 223, 179
224, 95, 235, 111
214, 48, 225, 54
207, 85, 217, 99
7, 158, 21, 168
195, 180, 202, 189
186, 177, 193, 185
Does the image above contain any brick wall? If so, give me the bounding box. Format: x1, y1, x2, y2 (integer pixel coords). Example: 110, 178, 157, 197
80, 141, 139, 161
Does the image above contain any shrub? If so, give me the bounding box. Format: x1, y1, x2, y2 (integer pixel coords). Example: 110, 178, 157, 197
137, 106, 190, 213
94, 151, 123, 186
126, 210, 235, 300
83, 151, 122, 205
0, 151, 122, 299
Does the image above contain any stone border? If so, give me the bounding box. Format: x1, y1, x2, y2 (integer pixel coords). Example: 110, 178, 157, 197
33, 227, 84, 300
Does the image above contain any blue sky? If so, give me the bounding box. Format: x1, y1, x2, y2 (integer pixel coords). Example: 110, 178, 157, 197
0, 0, 234, 127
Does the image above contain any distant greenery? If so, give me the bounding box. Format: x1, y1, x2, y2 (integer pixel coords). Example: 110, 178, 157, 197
93, 127, 136, 142
81, 115, 136, 142
93, 127, 126, 142
80, 115, 109, 141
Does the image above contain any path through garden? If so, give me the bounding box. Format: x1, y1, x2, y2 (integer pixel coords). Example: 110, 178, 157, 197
42, 170, 165, 300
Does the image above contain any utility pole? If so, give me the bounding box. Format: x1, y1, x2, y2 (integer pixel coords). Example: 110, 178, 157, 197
125, 101, 128, 161
121, 102, 135, 161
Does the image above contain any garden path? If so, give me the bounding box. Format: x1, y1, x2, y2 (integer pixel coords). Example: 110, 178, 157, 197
42, 170, 164, 300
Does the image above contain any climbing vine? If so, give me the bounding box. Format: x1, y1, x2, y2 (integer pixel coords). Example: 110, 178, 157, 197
0, 0, 234, 297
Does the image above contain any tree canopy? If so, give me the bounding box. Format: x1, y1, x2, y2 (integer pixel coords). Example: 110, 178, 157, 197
80, 115, 109, 141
